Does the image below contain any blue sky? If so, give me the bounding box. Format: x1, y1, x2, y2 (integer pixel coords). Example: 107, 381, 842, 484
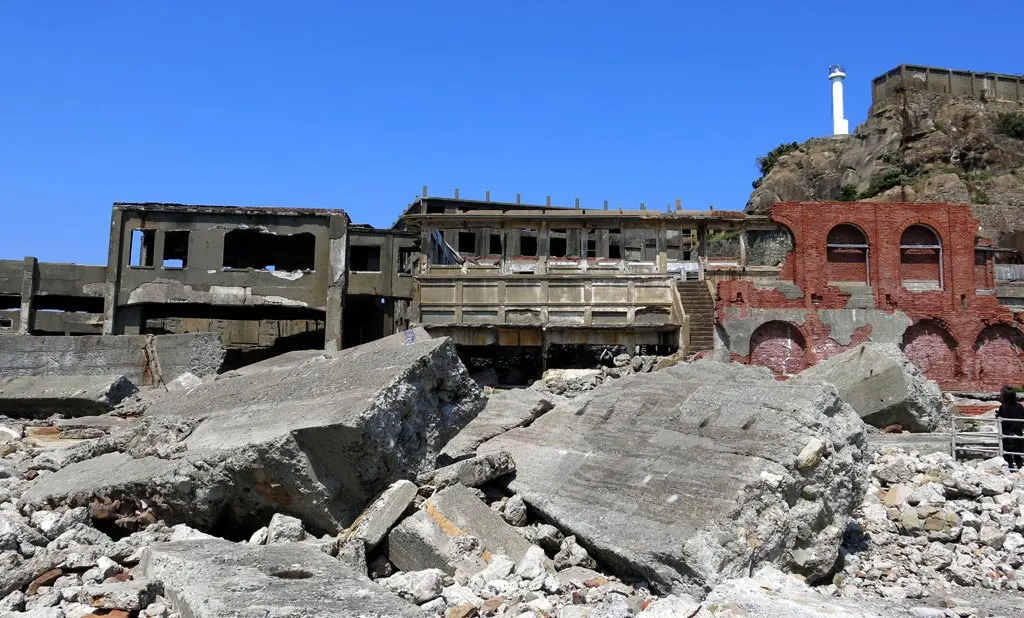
2, 1, 1021, 264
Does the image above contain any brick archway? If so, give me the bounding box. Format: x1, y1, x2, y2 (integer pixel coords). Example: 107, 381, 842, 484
749, 321, 808, 375
974, 324, 1024, 389
902, 320, 958, 383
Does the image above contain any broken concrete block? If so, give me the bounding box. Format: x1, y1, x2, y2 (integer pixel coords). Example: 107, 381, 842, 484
387, 485, 538, 576
140, 539, 424, 617
430, 451, 516, 489
791, 343, 944, 432
440, 389, 564, 462
266, 513, 306, 543
74, 579, 159, 611
24, 337, 484, 535
379, 569, 446, 604
343, 479, 417, 550
479, 361, 867, 597
0, 375, 137, 418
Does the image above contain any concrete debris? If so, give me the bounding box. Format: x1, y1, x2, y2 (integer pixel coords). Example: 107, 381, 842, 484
23, 336, 484, 535
0, 375, 138, 418
480, 361, 868, 596
266, 513, 307, 543
792, 343, 946, 432
343, 479, 418, 550
440, 389, 565, 462
387, 484, 536, 575
140, 539, 424, 617
429, 451, 516, 489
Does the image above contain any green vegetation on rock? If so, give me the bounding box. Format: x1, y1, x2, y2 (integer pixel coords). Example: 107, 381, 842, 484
752, 142, 800, 189
996, 112, 1024, 140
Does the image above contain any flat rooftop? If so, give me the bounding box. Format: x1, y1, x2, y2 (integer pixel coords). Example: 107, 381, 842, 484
114, 202, 349, 219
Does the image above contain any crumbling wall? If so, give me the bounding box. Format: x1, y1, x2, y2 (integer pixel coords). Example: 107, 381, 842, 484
0, 333, 224, 386
716, 202, 1024, 391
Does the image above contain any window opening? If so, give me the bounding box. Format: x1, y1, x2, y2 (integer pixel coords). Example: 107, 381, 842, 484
489, 233, 503, 256
162, 230, 189, 269
608, 229, 622, 259
222, 229, 316, 271
550, 229, 568, 258
458, 232, 477, 254
350, 245, 381, 272
519, 229, 538, 257
130, 229, 156, 267
826, 224, 870, 284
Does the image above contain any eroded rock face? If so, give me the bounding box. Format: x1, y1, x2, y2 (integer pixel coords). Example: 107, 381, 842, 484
23, 335, 485, 535
746, 89, 1024, 243
792, 343, 946, 432
479, 361, 868, 596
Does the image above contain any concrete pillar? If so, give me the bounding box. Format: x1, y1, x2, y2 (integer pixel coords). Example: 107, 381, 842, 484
18, 256, 38, 334
102, 207, 125, 335
325, 214, 349, 351
739, 230, 747, 267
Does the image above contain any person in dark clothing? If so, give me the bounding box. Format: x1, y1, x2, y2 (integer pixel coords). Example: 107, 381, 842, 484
996, 386, 1024, 470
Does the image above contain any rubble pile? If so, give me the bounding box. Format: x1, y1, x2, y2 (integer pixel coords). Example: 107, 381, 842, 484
836, 448, 1024, 603
0, 329, 1021, 616
534, 353, 664, 398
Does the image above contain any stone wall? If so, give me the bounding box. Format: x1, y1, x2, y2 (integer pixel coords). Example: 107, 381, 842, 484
0, 333, 225, 386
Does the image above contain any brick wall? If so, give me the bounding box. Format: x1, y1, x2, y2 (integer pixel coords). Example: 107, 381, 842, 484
717, 202, 1024, 391
748, 321, 808, 375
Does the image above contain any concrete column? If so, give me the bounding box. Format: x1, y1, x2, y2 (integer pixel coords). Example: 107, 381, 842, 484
739, 230, 747, 267
325, 214, 348, 351
18, 256, 38, 334
102, 207, 125, 335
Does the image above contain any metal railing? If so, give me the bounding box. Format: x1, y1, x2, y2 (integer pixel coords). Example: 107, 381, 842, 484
996, 264, 1024, 283
951, 415, 1024, 460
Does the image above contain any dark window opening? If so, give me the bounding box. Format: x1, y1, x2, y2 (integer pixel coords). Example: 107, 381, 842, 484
399, 247, 418, 275
0, 318, 11, 329
489, 233, 503, 256
520, 230, 538, 257
130, 229, 156, 267
0, 295, 19, 310
223, 229, 316, 271
163, 230, 189, 269
583, 229, 596, 258
34, 295, 104, 313
458, 232, 477, 254
350, 245, 381, 272
550, 229, 568, 258
608, 229, 622, 259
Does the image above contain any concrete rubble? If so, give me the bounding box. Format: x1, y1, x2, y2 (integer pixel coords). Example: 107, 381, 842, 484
793, 343, 946, 432
480, 361, 869, 596
0, 376, 138, 419
0, 332, 1019, 617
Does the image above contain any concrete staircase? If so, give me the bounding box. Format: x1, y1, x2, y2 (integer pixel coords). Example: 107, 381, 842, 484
677, 281, 715, 353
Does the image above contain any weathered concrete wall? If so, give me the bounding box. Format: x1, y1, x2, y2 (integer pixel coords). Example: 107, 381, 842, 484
873, 64, 1024, 104
716, 202, 1024, 391
0, 333, 224, 386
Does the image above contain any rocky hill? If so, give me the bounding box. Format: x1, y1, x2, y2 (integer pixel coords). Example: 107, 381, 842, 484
746, 88, 1024, 243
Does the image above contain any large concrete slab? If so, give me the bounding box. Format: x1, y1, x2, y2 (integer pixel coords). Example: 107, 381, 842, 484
0, 333, 224, 386
0, 374, 137, 418
440, 388, 565, 462
140, 539, 426, 617
388, 484, 536, 575
792, 343, 944, 432
24, 336, 484, 535
479, 361, 868, 597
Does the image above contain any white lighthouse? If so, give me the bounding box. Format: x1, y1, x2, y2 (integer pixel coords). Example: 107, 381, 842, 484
829, 64, 850, 136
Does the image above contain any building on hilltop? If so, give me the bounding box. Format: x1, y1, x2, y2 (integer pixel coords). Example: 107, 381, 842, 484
872, 64, 1024, 104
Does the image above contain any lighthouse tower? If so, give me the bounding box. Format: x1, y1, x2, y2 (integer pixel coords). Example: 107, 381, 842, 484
829, 64, 850, 136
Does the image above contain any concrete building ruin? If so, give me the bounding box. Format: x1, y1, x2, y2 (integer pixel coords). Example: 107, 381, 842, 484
3, 190, 1024, 390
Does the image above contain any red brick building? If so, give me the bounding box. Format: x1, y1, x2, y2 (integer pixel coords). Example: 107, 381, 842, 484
716, 202, 1024, 391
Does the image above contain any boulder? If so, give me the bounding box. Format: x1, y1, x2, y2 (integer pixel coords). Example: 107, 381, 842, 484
139, 539, 424, 617
0, 375, 137, 418
342, 479, 418, 550
440, 389, 564, 462
479, 361, 868, 596
387, 485, 537, 575
791, 343, 944, 432
23, 336, 484, 535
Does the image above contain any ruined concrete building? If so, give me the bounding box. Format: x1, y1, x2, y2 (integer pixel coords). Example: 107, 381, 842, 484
2, 195, 1023, 390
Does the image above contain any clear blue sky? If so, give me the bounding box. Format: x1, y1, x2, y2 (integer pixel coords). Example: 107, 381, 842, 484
2, 1, 1021, 264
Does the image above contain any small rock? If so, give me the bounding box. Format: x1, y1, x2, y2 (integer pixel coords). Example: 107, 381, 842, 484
380, 569, 446, 604
501, 495, 528, 527
514, 546, 548, 580
554, 536, 597, 570
266, 513, 306, 543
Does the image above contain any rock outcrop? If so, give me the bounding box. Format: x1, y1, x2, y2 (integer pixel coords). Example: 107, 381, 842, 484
746, 89, 1024, 244
479, 361, 869, 596
792, 343, 946, 432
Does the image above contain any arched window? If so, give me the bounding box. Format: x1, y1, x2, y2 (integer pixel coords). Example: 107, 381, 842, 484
826, 224, 869, 284
900, 225, 942, 290
749, 321, 807, 375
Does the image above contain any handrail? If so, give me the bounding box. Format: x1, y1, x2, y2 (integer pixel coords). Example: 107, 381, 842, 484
951, 415, 1024, 460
